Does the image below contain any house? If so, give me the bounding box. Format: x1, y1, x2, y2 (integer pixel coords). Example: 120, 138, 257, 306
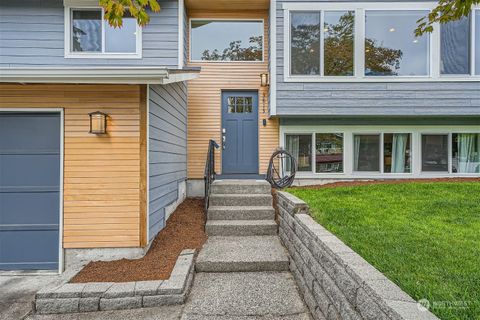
0, 0, 479, 273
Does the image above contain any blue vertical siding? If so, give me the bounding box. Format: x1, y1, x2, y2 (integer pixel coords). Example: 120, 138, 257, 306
274, 0, 480, 117
0, 0, 180, 67
148, 82, 187, 241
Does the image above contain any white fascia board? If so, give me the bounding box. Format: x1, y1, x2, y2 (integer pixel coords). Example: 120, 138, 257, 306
0, 67, 174, 84
162, 72, 200, 84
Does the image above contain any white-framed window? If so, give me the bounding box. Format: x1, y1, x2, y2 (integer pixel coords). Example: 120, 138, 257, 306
283, 2, 480, 82
281, 126, 480, 178
64, 1, 142, 59
189, 19, 264, 62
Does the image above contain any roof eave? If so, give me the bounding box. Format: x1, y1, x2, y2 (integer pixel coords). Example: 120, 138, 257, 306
0, 67, 200, 85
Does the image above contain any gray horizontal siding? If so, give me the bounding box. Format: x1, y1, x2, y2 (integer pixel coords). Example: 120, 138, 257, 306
275, 0, 480, 117
0, 0, 179, 67
148, 82, 187, 241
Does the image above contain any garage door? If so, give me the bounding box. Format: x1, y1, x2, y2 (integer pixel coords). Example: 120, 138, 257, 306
0, 112, 61, 271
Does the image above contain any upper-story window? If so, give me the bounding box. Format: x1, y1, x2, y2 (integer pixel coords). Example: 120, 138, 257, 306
284, 2, 480, 81
65, 4, 141, 58
365, 10, 429, 76
291, 11, 354, 76
190, 20, 264, 62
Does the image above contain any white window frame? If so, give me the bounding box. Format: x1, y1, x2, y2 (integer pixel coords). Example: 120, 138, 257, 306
189, 18, 265, 63
64, 0, 142, 59
280, 125, 480, 179
283, 2, 480, 82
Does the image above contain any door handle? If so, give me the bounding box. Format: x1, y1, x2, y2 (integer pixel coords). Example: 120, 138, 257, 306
222, 128, 226, 150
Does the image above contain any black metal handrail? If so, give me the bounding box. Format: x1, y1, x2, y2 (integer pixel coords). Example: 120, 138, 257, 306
204, 139, 220, 214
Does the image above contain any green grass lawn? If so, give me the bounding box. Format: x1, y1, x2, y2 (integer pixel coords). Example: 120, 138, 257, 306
287, 182, 480, 320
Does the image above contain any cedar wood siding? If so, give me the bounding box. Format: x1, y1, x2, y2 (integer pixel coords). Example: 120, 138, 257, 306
148, 82, 187, 241
275, 0, 480, 117
186, 10, 279, 179
0, 84, 143, 249
0, 0, 180, 67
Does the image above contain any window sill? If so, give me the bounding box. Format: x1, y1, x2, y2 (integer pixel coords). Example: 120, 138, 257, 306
189, 60, 265, 64
65, 53, 142, 59
283, 76, 480, 83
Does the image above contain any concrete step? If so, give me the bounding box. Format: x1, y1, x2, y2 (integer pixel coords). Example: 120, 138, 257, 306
209, 194, 272, 207
206, 220, 277, 236
195, 236, 290, 272
211, 179, 271, 195
207, 206, 275, 221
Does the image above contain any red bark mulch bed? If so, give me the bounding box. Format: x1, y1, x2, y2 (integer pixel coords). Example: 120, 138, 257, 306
291, 177, 480, 190
70, 198, 207, 283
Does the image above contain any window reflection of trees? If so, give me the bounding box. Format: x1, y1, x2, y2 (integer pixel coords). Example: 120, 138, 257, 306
201, 36, 263, 61
291, 12, 403, 76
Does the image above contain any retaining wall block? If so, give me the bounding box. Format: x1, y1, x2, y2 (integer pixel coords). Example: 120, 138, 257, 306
103, 282, 135, 298
142, 294, 185, 308
79, 297, 100, 312
48, 283, 85, 299
82, 282, 114, 298
134, 281, 163, 296
312, 281, 333, 319
36, 298, 79, 314
99, 296, 142, 311
356, 288, 390, 320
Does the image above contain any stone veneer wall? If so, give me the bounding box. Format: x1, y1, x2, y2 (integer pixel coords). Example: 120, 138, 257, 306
276, 191, 438, 320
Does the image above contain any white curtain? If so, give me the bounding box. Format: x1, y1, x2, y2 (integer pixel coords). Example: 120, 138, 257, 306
391, 134, 408, 173
354, 135, 361, 171
286, 136, 300, 172
458, 133, 480, 173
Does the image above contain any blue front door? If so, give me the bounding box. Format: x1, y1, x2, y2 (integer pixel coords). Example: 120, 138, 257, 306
221, 91, 259, 174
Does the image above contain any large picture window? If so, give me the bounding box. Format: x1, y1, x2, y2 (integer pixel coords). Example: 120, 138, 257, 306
290, 11, 354, 76
365, 10, 429, 76
67, 7, 140, 57
441, 16, 471, 75
190, 20, 263, 62
285, 4, 480, 80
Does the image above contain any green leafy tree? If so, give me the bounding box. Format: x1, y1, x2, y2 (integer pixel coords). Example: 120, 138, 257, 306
416, 0, 479, 36
201, 36, 263, 61
99, 0, 160, 27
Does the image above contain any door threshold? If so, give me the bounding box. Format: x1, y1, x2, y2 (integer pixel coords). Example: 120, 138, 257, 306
217, 174, 266, 180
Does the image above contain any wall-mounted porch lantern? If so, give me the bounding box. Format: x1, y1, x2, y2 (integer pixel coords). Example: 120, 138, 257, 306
89, 111, 108, 134
260, 73, 270, 87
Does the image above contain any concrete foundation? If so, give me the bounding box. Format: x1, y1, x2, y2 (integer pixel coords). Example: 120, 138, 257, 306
187, 179, 205, 198
64, 247, 148, 270
165, 181, 187, 221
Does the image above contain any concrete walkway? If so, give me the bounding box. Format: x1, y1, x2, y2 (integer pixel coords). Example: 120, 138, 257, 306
1, 273, 59, 320
185, 180, 311, 319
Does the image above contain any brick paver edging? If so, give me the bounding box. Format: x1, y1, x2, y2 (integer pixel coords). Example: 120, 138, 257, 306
276, 191, 439, 320
34, 249, 195, 314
